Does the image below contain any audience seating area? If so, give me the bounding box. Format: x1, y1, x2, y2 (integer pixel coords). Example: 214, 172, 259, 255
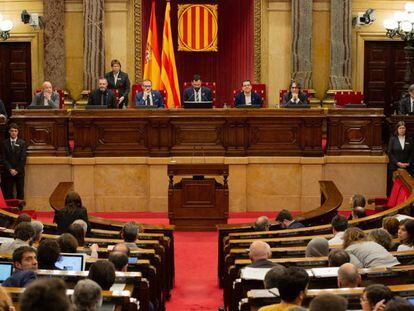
216, 169, 414, 310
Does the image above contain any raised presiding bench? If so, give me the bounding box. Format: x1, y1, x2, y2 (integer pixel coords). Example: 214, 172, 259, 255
11, 109, 70, 156
70, 109, 324, 157
10, 108, 387, 157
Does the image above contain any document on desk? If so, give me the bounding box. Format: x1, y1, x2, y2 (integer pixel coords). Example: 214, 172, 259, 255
310, 267, 340, 278
240, 267, 271, 280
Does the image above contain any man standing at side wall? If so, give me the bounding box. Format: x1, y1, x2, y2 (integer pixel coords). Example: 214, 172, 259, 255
1, 123, 27, 199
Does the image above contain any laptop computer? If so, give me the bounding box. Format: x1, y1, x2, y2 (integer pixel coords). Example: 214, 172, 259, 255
135, 105, 160, 109
284, 103, 311, 109
344, 103, 367, 108
0, 262, 13, 283
183, 101, 213, 109
85, 105, 108, 110
55, 253, 86, 271
27, 105, 53, 110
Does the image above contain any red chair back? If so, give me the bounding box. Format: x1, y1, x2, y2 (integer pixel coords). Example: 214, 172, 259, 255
232, 83, 266, 108
387, 178, 404, 207
183, 82, 216, 107
130, 84, 167, 108
334, 91, 364, 108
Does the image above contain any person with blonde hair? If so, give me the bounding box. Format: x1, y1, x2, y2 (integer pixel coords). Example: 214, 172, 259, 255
0, 285, 15, 311
343, 227, 399, 268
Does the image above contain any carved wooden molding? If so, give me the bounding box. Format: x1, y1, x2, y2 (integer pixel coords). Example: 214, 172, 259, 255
254, 0, 262, 82
134, 0, 142, 83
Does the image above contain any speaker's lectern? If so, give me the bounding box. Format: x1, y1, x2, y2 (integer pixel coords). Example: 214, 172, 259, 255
167, 164, 229, 231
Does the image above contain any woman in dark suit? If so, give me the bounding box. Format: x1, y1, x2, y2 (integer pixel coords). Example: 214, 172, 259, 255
53, 191, 90, 233
387, 121, 414, 194
104, 59, 131, 109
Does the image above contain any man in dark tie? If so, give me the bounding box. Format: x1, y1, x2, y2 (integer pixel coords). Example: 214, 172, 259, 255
87, 78, 117, 108
135, 79, 164, 108
399, 84, 414, 115
1, 123, 27, 199
183, 74, 212, 103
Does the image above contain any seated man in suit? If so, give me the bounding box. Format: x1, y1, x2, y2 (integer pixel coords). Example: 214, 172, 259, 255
281, 81, 308, 107
3, 246, 37, 287
87, 78, 117, 108
183, 74, 212, 103
135, 79, 164, 108
399, 84, 414, 115
234, 80, 263, 108
275, 209, 304, 229
30, 81, 60, 109
104, 59, 131, 109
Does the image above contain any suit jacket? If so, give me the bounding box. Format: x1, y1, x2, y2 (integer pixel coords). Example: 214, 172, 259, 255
54, 207, 90, 233
246, 259, 277, 268
234, 91, 263, 108
288, 221, 305, 229
2, 270, 36, 288
87, 89, 117, 108
1, 138, 26, 177
135, 90, 164, 108
398, 96, 414, 115
183, 86, 212, 102
281, 91, 308, 107
387, 135, 414, 170
104, 71, 131, 103
0, 100, 8, 118
31, 92, 60, 109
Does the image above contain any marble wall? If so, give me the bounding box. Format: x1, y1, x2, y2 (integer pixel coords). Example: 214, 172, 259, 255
25, 156, 387, 213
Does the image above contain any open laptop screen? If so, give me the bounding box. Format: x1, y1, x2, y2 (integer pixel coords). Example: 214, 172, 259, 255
0, 262, 13, 282
55, 253, 86, 271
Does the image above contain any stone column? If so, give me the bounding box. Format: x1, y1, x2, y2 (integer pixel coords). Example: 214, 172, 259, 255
291, 0, 313, 88
329, 0, 352, 90
43, 0, 65, 89
83, 0, 105, 90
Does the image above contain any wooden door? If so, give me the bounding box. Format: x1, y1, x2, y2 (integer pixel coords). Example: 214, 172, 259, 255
0, 42, 32, 116
364, 41, 406, 116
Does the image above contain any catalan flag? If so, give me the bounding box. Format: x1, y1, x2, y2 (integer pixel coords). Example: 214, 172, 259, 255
143, 0, 161, 89
160, 1, 181, 108
178, 4, 218, 52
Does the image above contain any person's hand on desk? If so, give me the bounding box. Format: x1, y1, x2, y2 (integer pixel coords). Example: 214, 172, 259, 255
397, 162, 409, 168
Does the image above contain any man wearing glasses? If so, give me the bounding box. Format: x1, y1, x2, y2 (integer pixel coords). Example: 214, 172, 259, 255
234, 80, 263, 108
135, 79, 165, 108
281, 81, 308, 107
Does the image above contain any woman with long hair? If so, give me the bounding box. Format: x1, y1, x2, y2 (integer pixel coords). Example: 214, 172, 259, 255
397, 219, 414, 251
53, 191, 90, 233
343, 227, 399, 268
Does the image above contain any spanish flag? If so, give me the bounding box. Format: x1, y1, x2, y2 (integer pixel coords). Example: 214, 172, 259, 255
143, 0, 161, 89
161, 1, 181, 108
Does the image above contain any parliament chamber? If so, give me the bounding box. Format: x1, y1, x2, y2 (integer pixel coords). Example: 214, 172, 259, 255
2, 0, 414, 310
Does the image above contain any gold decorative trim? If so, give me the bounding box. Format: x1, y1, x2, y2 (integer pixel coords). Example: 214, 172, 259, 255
134, 0, 142, 83
253, 0, 262, 82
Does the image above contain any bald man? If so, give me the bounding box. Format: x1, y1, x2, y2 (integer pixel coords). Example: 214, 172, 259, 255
111, 243, 131, 256
337, 263, 361, 288
247, 241, 275, 268
254, 216, 270, 231
31, 81, 60, 108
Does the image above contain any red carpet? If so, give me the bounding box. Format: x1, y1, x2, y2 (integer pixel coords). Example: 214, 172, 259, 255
165, 232, 222, 311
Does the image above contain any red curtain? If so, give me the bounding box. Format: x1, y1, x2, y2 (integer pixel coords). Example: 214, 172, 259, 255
141, 0, 254, 106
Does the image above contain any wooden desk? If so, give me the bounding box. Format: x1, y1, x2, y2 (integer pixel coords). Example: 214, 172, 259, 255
11, 109, 70, 156
326, 108, 384, 155
69, 108, 325, 157
168, 164, 229, 231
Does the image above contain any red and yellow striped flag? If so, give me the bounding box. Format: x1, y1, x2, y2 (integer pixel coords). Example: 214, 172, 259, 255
178, 4, 218, 52
160, 1, 181, 108
143, 0, 161, 89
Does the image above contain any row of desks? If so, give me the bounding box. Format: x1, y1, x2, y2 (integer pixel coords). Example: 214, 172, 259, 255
9, 108, 389, 157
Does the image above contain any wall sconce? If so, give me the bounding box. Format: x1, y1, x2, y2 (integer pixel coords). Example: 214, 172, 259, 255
0, 13, 13, 40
